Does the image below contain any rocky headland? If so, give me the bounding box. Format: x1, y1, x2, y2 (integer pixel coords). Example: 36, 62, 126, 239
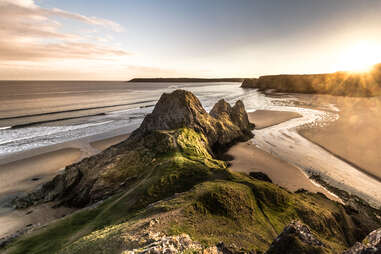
128, 78, 244, 83
4, 90, 381, 254
241, 63, 381, 97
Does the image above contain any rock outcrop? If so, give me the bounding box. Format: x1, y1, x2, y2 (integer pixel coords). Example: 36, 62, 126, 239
131, 90, 254, 151
343, 228, 381, 254
14, 90, 254, 208
241, 63, 381, 97
266, 221, 328, 254
8, 91, 381, 254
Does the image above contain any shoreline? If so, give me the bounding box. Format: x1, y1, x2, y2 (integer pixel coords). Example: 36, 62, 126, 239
298, 130, 381, 183
226, 141, 341, 203
0, 133, 130, 240
0, 148, 82, 205
2, 100, 380, 240
251, 91, 381, 208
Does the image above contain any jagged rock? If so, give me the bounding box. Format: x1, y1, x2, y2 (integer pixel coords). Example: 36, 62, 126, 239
241, 79, 259, 89
266, 221, 328, 254
248, 172, 272, 183
122, 233, 202, 254
210, 99, 255, 136
13, 90, 254, 208
343, 228, 381, 254
132, 90, 254, 150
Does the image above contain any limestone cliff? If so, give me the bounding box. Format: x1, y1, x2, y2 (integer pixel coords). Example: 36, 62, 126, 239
241, 63, 381, 97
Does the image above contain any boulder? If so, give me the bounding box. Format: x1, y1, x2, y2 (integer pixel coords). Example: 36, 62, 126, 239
266, 221, 329, 254
343, 228, 381, 254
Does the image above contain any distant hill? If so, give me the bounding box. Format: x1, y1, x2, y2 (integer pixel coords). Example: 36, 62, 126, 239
242, 63, 381, 97
128, 78, 244, 82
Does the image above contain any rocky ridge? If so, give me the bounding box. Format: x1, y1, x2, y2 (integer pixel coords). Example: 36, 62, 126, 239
14, 90, 254, 208
5, 90, 381, 254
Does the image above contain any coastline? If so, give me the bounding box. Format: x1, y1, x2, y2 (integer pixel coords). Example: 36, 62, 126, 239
296, 94, 381, 182
226, 141, 341, 202
0, 148, 82, 205
0, 108, 329, 240
0, 133, 131, 240
252, 91, 381, 207
3, 96, 381, 241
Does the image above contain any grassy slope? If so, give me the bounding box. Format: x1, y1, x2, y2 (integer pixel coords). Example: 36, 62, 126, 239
5, 128, 380, 254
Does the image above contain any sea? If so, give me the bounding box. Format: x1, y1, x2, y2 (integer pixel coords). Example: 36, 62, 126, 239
0, 81, 278, 157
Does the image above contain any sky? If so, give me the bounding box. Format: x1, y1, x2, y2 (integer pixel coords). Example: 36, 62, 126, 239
1, 0, 381, 80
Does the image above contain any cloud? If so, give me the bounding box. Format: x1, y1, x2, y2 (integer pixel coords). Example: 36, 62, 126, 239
0, 0, 128, 62
0, 40, 129, 61
49, 8, 123, 32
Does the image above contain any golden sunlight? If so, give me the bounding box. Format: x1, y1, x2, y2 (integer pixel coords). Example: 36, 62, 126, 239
337, 41, 381, 73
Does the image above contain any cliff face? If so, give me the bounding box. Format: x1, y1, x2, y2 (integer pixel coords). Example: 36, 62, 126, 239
241, 63, 381, 97
128, 78, 244, 82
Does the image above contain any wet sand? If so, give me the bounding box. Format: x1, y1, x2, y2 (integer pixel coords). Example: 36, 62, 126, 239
0, 134, 132, 240
0, 148, 82, 241
0, 148, 82, 205
298, 95, 381, 182
248, 110, 302, 129
228, 112, 341, 203
0, 203, 74, 239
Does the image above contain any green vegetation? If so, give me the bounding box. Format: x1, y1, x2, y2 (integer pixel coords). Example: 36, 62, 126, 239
5, 128, 381, 254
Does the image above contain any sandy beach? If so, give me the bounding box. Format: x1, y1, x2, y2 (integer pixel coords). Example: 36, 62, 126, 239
0, 133, 131, 240
298, 95, 381, 181
228, 110, 340, 202
227, 141, 340, 202
2, 100, 381, 240
0, 148, 82, 205
0, 148, 82, 240
248, 110, 302, 129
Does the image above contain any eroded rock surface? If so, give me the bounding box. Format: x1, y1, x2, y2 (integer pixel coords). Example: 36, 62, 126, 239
266, 221, 328, 254
132, 90, 254, 150
343, 228, 381, 254
14, 90, 254, 208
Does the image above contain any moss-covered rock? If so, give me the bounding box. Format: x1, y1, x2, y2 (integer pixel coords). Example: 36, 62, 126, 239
6, 90, 381, 254
13, 90, 254, 208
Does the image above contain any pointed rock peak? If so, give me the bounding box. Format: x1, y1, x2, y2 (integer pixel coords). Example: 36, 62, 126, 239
133, 89, 210, 136
209, 99, 232, 119
231, 100, 254, 131
266, 221, 327, 254
133, 90, 254, 148
210, 98, 254, 132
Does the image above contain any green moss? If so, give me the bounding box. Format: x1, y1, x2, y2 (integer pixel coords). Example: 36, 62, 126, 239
6, 128, 381, 254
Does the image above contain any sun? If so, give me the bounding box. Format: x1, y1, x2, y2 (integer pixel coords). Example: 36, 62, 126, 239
336, 41, 381, 73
